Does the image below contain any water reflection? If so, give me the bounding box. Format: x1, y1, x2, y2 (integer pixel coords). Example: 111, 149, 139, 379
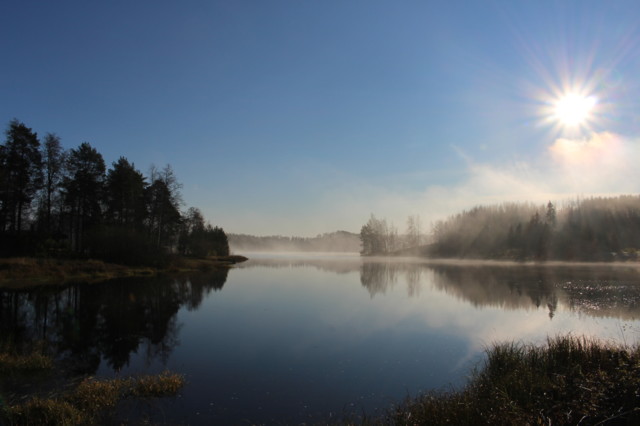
0, 269, 228, 375
4, 256, 640, 424
358, 261, 640, 320
243, 256, 640, 321
239, 253, 360, 275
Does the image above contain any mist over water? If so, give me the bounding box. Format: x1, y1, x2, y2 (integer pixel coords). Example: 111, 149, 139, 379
242, 254, 640, 322
3, 254, 640, 424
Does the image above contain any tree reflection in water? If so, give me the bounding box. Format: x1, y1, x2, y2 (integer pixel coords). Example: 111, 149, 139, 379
242, 257, 640, 320
357, 261, 640, 320
0, 268, 228, 375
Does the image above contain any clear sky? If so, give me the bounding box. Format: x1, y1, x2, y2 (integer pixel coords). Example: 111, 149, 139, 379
2, 0, 640, 236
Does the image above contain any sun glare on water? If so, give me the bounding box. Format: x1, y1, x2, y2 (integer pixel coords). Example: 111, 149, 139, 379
552, 92, 597, 128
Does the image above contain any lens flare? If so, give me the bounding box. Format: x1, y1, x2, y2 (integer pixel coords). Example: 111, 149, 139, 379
553, 93, 597, 127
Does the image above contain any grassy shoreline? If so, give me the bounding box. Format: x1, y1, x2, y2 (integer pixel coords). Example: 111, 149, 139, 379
379, 335, 640, 425
0, 255, 248, 289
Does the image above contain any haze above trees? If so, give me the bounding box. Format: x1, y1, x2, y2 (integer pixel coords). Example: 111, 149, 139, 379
229, 231, 360, 253
361, 197, 640, 262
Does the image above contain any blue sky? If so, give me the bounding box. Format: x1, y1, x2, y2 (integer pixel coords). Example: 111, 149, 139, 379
2, 1, 640, 236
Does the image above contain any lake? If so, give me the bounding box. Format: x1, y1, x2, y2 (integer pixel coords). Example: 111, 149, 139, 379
2, 253, 640, 424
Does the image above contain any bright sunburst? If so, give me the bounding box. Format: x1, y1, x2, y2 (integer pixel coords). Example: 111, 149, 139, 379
553, 92, 597, 127
536, 77, 604, 135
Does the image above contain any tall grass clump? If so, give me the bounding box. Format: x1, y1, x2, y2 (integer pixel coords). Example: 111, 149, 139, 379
128, 370, 185, 397
1, 371, 185, 425
0, 340, 53, 373
0, 352, 52, 372
2, 398, 84, 426
387, 335, 640, 425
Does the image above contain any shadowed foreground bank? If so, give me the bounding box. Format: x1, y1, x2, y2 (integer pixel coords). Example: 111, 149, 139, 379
369, 335, 640, 425
0, 344, 184, 425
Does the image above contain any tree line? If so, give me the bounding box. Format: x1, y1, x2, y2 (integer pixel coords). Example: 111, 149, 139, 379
360, 196, 640, 261
0, 119, 228, 265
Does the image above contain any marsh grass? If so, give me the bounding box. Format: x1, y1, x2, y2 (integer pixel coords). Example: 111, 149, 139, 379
0, 352, 53, 372
1, 372, 185, 425
0, 255, 247, 288
3, 398, 84, 426
385, 335, 640, 425
0, 340, 53, 373
127, 370, 186, 397
0, 257, 158, 288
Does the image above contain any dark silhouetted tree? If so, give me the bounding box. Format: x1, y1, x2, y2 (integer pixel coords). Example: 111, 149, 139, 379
146, 176, 181, 249
178, 207, 205, 255
62, 142, 106, 252
37, 133, 66, 234
178, 207, 229, 257
208, 225, 230, 256
0, 119, 43, 233
105, 157, 147, 229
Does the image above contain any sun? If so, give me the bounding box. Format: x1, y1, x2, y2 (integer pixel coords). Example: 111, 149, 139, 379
537, 82, 603, 135
552, 92, 597, 127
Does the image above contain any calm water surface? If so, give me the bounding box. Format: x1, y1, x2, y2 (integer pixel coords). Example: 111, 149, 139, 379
2, 253, 640, 424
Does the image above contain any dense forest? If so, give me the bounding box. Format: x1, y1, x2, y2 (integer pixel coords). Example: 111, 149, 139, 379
361, 196, 640, 261
229, 230, 360, 252
0, 119, 228, 265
